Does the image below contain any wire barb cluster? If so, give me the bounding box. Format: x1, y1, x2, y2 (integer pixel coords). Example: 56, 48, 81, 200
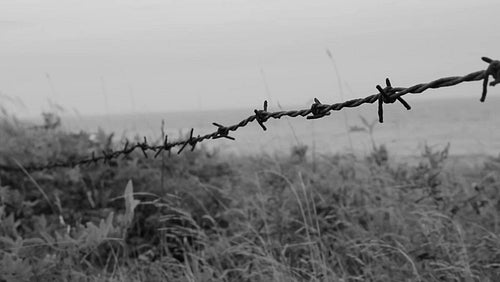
376, 78, 412, 123
481, 57, 500, 102
0, 57, 498, 172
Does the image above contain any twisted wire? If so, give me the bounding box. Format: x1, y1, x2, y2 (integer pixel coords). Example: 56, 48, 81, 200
0, 57, 498, 172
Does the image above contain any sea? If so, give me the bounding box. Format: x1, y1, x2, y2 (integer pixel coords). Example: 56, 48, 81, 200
58, 96, 500, 158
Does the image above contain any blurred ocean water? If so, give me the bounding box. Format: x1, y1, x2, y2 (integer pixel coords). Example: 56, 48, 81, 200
61, 96, 500, 157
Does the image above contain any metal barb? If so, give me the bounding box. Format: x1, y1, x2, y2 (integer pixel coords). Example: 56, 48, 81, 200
190, 135, 200, 151
154, 135, 169, 158
177, 128, 195, 154
213, 122, 235, 140
163, 135, 172, 154
481, 57, 500, 102
138, 142, 148, 158
376, 78, 411, 123
307, 98, 331, 119
254, 100, 269, 131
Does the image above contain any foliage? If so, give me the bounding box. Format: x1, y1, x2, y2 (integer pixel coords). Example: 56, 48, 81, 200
0, 114, 500, 281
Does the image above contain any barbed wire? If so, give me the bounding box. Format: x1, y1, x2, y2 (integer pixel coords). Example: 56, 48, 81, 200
1, 56, 499, 172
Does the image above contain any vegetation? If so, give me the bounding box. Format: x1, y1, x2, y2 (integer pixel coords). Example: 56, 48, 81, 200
1, 112, 500, 282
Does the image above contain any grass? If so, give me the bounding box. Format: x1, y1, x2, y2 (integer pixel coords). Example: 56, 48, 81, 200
0, 113, 500, 281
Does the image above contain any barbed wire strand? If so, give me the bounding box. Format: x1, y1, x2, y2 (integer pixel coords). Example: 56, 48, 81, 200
1, 57, 499, 172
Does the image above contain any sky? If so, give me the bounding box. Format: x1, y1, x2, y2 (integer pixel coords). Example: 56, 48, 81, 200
1, 0, 499, 117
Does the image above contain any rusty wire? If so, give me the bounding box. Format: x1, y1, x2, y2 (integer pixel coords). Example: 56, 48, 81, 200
0, 56, 499, 172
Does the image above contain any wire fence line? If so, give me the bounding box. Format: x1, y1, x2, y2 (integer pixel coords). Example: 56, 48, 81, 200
1, 56, 499, 172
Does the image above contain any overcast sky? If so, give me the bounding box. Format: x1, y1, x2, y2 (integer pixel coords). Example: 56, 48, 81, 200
1, 0, 499, 116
